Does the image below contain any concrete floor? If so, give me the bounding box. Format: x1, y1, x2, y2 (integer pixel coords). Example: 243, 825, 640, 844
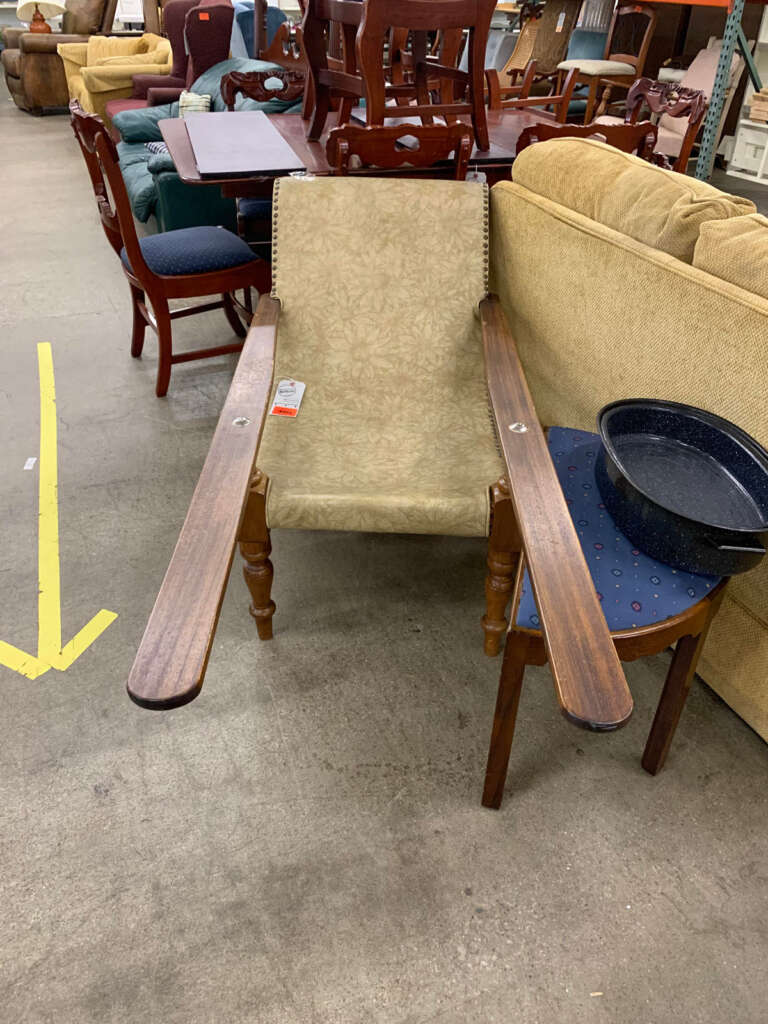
1, 87, 768, 1024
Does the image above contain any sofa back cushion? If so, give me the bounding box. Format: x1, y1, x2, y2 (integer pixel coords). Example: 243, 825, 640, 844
693, 214, 768, 300
62, 0, 107, 35
512, 137, 755, 262
85, 34, 148, 64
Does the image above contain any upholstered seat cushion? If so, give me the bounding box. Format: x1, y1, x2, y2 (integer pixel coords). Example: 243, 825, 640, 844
238, 197, 272, 219
557, 58, 635, 76
257, 176, 503, 537
121, 225, 256, 276
516, 428, 720, 631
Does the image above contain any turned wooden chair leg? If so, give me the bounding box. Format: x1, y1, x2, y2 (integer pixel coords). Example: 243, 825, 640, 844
238, 468, 276, 640
482, 477, 521, 656
222, 292, 247, 338
482, 630, 532, 809
153, 296, 173, 398
129, 284, 146, 357
642, 588, 727, 775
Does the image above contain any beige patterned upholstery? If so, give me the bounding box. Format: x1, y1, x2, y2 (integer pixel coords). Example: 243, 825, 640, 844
490, 139, 768, 740
557, 58, 635, 76
257, 176, 503, 536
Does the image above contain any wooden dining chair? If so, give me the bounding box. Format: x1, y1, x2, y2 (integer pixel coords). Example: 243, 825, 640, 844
515, 117, 658, 161
69, 101, 270, 396
127, 178, 633, 813
302, 0, 496, 149
486, 60, 579, 123
556, 3, 658, 123
325, 122, 473, 178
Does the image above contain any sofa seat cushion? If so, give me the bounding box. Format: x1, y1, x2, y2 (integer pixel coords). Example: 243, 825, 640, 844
512, 137, 756, 262
516, 428, 720, 631
117, 141, 157, 222
693, 213, 768, 300
121, 225, 257, 276
1, 48, 21, 77
557, 59, 635, 76
112, 102, 178, 142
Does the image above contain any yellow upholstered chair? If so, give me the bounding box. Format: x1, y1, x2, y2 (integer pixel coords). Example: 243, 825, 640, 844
58, 32, 171, 121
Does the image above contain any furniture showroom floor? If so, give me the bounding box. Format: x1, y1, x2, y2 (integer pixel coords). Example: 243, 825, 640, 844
2, 83, 768, 1024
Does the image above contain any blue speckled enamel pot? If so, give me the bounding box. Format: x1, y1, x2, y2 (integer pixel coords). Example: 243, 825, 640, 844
596, 400, 768, 577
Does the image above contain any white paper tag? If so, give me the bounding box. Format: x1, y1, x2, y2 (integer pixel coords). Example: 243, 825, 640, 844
555, 11, 566, 31
269, 379, 306, 418
23, 457, 37, 470
466, 170, 487, 184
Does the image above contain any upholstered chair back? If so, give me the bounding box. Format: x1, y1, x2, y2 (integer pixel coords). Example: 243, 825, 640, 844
256, 176, 502, 537
62, 0, 116, 34
184, 1, 234, 85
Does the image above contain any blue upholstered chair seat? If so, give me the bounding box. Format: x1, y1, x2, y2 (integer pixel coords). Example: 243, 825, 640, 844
121, 225, 257, 276
238, 198, 273, 219
516, 428, 721, 632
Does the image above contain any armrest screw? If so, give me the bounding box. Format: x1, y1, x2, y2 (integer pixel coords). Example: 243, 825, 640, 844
508, 422, 528, 433
233, 417, 250, 427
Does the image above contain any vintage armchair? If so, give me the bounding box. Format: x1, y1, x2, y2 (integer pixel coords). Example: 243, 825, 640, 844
556, 3, 658, 123
126, 176, 634, 812
58, 32, 172, 121
1, 0, 119, 114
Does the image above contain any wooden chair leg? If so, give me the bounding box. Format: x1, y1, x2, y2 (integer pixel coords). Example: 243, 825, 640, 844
153, 296, 173, 398
482, 630, 532, 809
130, 284, 146, 357
468, 24, 490, 151
222, 292, 247, 338
238, 468, 276, 640
482, 477, 521, 656
642, 588, 726, 775
583, 76, 599, 123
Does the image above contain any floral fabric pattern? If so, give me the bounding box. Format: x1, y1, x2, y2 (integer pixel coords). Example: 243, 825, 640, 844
258, 176, 503, 537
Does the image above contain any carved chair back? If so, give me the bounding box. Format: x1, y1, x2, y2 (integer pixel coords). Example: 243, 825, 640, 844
515, 117, 658, 161
69, 101, 151, 282
326, 122, 473, 178
604, 3, 657, 75
221, 68, 307, 108
624, 77, 706, 172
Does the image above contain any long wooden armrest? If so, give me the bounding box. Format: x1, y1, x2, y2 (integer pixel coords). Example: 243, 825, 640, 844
481, 296, 633, 731
127, 296, 279, 710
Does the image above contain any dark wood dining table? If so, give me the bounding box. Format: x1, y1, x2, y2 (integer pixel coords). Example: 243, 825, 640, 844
159, 107, 556, 197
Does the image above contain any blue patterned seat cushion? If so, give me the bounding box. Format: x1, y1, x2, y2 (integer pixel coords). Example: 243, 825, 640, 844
121, 225, 257, 276
238, 198, 272, 219
516, 427, 721, 632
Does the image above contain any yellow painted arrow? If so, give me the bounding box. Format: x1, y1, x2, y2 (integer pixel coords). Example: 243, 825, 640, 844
0, 344, 117, 681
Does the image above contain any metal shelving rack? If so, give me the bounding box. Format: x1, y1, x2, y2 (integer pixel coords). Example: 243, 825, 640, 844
647, 0, 765, 178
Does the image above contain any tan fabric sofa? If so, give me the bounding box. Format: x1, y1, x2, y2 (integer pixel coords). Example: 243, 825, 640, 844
58, 33, 171, 121
490, 137, 768, 740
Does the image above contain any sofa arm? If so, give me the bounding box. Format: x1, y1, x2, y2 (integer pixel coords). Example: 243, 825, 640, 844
22, 33, 87, 54
147, 86, 183, 105
2, 27, 26, 49
132, 73, 184, 99
55, 40, 89, 65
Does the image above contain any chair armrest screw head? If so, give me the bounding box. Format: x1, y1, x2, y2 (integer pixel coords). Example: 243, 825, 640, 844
508, 422, 528, 433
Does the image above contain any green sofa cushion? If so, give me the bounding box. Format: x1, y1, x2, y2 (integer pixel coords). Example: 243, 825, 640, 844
112, 103, 179, 143
117, 141, 157, 222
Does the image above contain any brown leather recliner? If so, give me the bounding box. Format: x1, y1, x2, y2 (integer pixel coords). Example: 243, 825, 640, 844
1, 0, 119, 114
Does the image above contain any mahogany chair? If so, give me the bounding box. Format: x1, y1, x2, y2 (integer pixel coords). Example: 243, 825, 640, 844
302, 0, 496, 150
556, 3, 658, 123
596, 77, 707, 173
515, 117, 658, 161
487, 60, 579, 123
127, 178, 633, 810
326, 122, 473, 178
69, 101, 269, 396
